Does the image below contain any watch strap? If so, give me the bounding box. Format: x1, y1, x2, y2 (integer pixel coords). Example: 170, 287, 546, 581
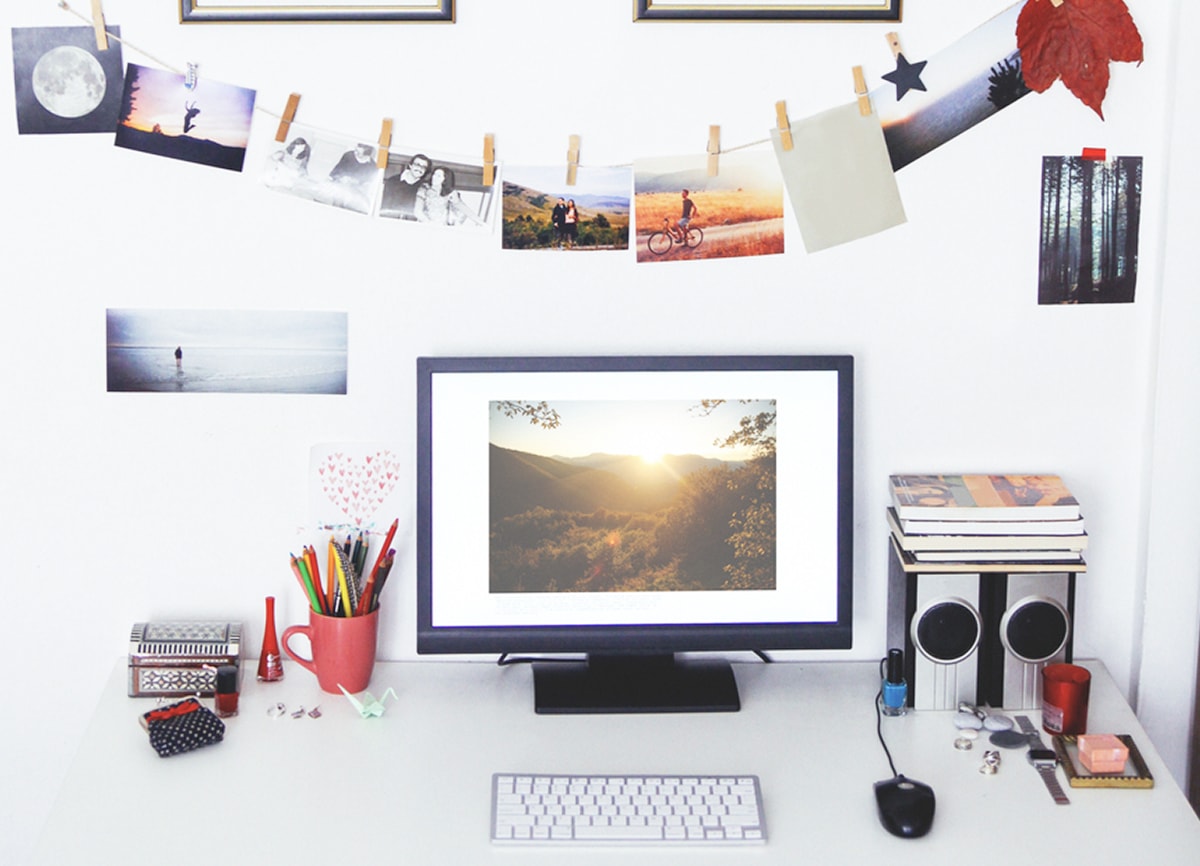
1015, 715, 1070, 805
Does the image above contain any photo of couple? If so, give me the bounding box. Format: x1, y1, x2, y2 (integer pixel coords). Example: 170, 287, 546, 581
379, 150, 493, 229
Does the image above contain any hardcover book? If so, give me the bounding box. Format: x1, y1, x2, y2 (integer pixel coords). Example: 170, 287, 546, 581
889, 474, 1080, 520
887, 510, 1089, 552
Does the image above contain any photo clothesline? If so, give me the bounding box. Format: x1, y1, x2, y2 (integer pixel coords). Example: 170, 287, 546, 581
39, 1, 1142, 262
53, 0, 779, 173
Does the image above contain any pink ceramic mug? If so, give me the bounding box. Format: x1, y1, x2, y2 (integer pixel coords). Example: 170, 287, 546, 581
281, 609, 378, 694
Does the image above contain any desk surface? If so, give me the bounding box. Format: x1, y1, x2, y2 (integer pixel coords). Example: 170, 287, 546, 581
32, 658, 1200, 864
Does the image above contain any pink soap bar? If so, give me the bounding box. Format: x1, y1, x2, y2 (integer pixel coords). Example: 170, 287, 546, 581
1078, 734, 1129, 774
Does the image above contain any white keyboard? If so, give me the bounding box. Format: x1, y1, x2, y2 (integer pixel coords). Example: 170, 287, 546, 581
491, 773, 767, 844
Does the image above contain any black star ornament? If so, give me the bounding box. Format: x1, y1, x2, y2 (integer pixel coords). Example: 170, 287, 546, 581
882, 52, 928, 101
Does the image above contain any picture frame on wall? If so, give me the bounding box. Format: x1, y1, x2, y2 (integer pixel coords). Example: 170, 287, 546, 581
180, 1, 453, 23
634, 1, 900, 21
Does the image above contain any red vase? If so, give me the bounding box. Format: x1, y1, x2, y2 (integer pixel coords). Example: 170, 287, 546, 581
257, 595, 284, 682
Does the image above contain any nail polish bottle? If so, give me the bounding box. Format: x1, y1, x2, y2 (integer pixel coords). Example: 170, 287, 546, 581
214, 664, 239, 718
257, 595, 284, 682
881, 648, 907, 717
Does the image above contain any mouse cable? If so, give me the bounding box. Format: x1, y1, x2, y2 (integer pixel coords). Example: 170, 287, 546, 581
875, 657, 899, 779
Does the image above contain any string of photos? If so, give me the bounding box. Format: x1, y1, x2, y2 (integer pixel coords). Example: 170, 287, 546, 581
19, 0, 1143, 264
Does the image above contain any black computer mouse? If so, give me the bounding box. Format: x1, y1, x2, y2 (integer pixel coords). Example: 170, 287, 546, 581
873, 775, 935, 838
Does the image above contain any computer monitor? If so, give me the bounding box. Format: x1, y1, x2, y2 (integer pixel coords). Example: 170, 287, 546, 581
416, 355, 853, 713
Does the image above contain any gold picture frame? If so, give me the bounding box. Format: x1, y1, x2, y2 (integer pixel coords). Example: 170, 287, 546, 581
1053, 734, 1155, 789
180, 1, 453, 23
634, 1, 900, 21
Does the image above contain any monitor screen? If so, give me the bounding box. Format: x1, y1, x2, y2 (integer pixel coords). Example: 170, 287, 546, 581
416, 355, 854, 713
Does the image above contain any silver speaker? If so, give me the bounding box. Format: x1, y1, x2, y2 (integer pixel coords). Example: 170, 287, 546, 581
887, 555, 983, 710
981, 573, 1074, 709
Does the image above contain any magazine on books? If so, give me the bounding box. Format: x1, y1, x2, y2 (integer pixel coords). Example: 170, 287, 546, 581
889, 474, 1080, 520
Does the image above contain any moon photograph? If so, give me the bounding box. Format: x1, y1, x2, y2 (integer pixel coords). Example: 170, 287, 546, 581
12, 26, 125, 134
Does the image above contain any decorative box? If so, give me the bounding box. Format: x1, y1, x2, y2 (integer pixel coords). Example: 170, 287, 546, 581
128, 621, 243, 697
1078, 733, 1130, 774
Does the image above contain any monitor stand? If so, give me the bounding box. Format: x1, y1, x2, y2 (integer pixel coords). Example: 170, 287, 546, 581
532, 653, 741, 714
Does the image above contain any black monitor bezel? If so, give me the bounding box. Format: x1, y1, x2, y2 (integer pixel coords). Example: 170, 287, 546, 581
416, 354, 854, 657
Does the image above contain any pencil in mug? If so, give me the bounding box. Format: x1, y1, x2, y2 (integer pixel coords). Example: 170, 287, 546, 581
367, 550, 395, 614
304, 545, 326, 612
293, 553, 323, 614
331, 540, 357, 616
289, 554, 320, 613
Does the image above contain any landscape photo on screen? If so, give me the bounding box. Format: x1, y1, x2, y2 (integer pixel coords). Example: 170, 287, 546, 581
489, 397, 777, 594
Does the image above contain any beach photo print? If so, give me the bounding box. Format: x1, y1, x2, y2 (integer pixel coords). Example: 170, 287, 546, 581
11, 26, 125, 134
501, 164, 631, 251
106, 308, 348, 394
114, 63, 256, 172
633, 151, 784, 263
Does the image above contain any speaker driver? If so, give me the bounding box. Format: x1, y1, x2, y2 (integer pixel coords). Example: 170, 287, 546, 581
911, 598, 982, 664
1000, 595, 1070, 663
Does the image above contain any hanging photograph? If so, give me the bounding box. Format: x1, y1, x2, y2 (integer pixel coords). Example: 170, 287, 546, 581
634, 1, 899, 21
378, 148, 495, 229
501, 165, 631, 251
874, 2, 1029, 171
180, 1, 453, 23
1037, 155, 1142, 305
11, 26, 125, 134
106, 308, 348, 394
263, 125, 384, 215
634, 151, 784, 263
114, 63, 256, 172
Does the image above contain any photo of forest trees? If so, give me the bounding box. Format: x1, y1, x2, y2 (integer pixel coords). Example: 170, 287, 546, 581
489, 398, 776, 594
1038, 155, 1142, 305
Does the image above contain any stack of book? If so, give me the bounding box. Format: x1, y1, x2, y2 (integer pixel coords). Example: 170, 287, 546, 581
888, 473, 1087, 570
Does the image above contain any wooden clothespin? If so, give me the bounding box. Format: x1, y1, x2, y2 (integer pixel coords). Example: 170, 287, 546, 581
482, 134, 496, 187
886, 31, 902, 59
707, 125, 721, 177
376, 119, 393, 169
275, 93, 301, 142
853, 66, 872, 116
774, 101, 793, 152
90, 0, 108, 51
566, 135, 581, 186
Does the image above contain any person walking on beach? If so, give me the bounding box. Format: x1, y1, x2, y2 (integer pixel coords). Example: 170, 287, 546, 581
174, 346, 183, 368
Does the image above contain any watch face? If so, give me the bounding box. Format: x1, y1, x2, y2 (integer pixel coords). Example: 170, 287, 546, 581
1028, 748, 1057, 763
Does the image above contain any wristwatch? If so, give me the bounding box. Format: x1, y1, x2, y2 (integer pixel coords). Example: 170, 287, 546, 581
1016, 715, 1070, 805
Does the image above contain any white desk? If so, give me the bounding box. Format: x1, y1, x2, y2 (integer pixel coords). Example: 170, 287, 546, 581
32, 658, 1200, 864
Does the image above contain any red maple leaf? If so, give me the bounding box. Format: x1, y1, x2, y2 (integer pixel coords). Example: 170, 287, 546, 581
1016, 0, 1143, 119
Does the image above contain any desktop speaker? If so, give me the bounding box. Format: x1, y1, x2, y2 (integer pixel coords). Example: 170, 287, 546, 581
887, 546, 1076, 711
978, 572, 1075, 709
887, 568, 982, 710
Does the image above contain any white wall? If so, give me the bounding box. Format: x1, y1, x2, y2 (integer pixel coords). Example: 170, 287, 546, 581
2, 1, 1194, 862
